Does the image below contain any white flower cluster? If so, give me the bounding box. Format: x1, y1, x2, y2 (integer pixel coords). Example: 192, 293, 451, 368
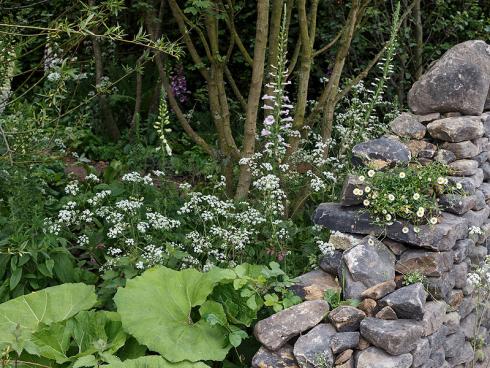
121, 172, 153, 185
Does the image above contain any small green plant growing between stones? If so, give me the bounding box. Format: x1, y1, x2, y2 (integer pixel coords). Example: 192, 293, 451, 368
324, 289, 360, 310
352, 162, 462, 227
402, 271, 426, 286
312, 354, 333, 368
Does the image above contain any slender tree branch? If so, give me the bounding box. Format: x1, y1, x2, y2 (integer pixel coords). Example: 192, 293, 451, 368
225, 0, 253, 66
224, 65, 247, 110
313, 30, 342, 58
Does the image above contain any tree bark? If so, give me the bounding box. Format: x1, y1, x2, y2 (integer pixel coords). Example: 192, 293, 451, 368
235, 0, 270, 200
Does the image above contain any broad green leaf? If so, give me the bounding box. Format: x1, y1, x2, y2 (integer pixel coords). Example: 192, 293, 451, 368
0, 283, 97, 354
31, 311, 127, 364
103, 356, 209, 368
114, 267, 232, 362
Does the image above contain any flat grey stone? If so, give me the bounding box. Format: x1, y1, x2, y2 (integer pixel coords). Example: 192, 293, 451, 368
473, 151, 489, 165
361, 280, 396, 300
453, 239, 473, 264
375, 306, 398, 320
379, 283, 427, 320
421, 301, 447, 336
417, 112, 441, 123
426, 272, 455, 301
340, 174, 365, 206
435, 149, 457, 164
314, 204, 469, 251
408, 40, 490, 115
293, 324, 335, 368
453, 262, 468, 289
459, 297, 476, 319
330, 331, 359, 354
443, 140, 480, 159
290, 269, 340, 301
448, 176, 476, 194
479, 183, 490, 200
447, 342, 474, 366
463, 206, 490, 227
319, 250, 342, 278
328, 306, 366, 332
396, 249, 453, 277
356, 346, 413, 368
254, 300, 330, 350
390, 112, 427, 139
360, 317, 424, 355
351, 138, 411, 170
449, 159, 479, 176
341, 236, 395, 299
406, 140, 437, 159
443, 312, 461, 334
412, 338, 431, 367
427, 325, 448, 350
439, 193, 477, 214
474, 190, 486, 210
429, 348, 446, 367
252, 345, 299, 368
427, 116, 484, 142
444, 330, 465, 359
461, 312, 477, 339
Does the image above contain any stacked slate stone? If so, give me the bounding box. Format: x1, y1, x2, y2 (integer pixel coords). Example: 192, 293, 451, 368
251, 40, 490, 368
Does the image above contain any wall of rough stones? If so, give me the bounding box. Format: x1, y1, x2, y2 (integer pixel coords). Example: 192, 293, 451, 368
251, 40, 490, 368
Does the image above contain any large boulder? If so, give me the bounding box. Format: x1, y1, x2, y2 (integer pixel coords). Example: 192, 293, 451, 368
408, 40, 490, 115
341, 236, 395, 299
426, 116, 484, 142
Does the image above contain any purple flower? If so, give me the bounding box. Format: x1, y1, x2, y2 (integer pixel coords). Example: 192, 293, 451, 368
264, 115, 275, 126
261, 129, 271, 136
262, 94, 275, 100
171, 64, 190, 104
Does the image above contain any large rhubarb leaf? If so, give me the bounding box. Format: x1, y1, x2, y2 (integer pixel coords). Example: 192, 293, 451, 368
103, 356, 209, 368
114, 267, 233, 362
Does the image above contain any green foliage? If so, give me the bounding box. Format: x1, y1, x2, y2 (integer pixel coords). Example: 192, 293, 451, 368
402, 273, 426, 287
354, 162, 460, 226
103, 356, 210, 368
0, 283, 97, 354
323, 289, 360, 310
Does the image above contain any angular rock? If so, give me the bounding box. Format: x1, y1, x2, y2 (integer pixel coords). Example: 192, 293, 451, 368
390, 112, 427, 139
479, 183, 490, 200
375, 306, 397, 320
358, 298, 377, 317
448, 289, 464, 310
330, 332, 360, 354
427, 116, 484, 142
360, 317, 424, 355
328, 306, 366, 332
293, 324, 334, 368
412, 338, 431, 367
453, 262, 468, 289
463, 206, 490, 227
449, 159, 479, 176
427, 325, 448, 350
379, 283, 427, 320
341, 236, 395, 299
417, 112, 441, 123
482, 161, 490, 180
361, 280, 396, 300
459, 297, 476, 319
254, 300, 330, 350
328, 231, 362, 251
421, 301, 447, 336
474, 190, 487, 210
473, 136, 489, 152
442, 140, 480, 159
426, 272, 455, 301
335, 349, 353, 365
252, 345, 299, 368
351, 138, 411, 170
447, 342, 474, 366
439, 193, 477, 214
468, 243, 488, 264
435, 149, 457, 164
290, 269, 340, 301
382, 239, 407, 256
396, 249, 453, 277
406, 140, 437, 159
444, 331, 465, 359
444, 312, 461, 334
356, 346, 413, 368
319, 250, 342, 278
408, 40, 490, 115
340, 174, 366, 206
461, 312, 477, 339
428, 348, 446, 368
314, 203, 469, 251
336, 357, 354, 368
453, 239, 472, 264
473, 151, 489, 165
448, 176, 477, 194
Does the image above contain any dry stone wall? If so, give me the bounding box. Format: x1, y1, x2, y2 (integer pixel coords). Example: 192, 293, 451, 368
251, 40, 490, 368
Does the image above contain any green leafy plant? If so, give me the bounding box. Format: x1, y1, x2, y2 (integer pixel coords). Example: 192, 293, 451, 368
323, 289, 360, 309
402, 271, 426, 286
0, 283, 97, 355
104, 356, 210, 368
